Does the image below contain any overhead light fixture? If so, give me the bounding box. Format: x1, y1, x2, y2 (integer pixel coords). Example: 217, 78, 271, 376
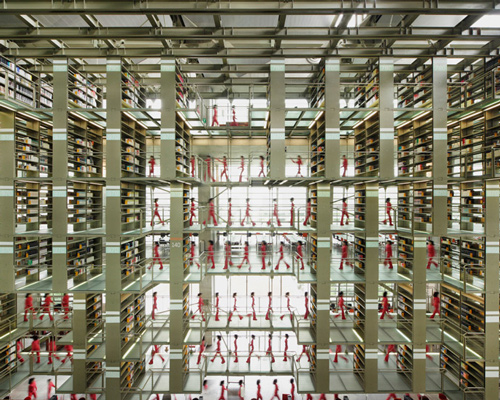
484, 100, 500, 112
459, 111, 482, 122
308, 111, 324, 129
279, 180, 288, 185
264, 180, 270, 185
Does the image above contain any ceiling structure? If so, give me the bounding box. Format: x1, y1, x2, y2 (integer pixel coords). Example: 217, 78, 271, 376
1, 0, 500, 136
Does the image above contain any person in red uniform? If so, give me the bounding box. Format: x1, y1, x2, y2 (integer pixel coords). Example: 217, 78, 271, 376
151, 198, 165, 226
16, 339, 24, 363
306, 394, 313, 400
296, 240, 305, 270
206, 197, 218, 226
238, 241, 251, 269
39, 293, 53, 321
258, 155, 266, 177
280, 292, 293, 321
303, 198, 312, 226
304, 292, 310, 320
191, 293, 205, 321
189, 198, 197, 226
214, 292, 220, 321
152, 292, 158, 320
246, 335, 256, 363
334, 344, 348, 362
224, 241, 233, 270
260, 241, 268, 270
207, 240, 215, 269
380, 291, 393, 320
384, 240, 394, 269
430, 291, 440, 318
218, 380, 226, 400
238, 156, 245, 182
265, 291, 273, 320
384, 344, 396, 362
70, 394, 78, 400
267, 198, 281, 226
148, 241, 163, 270
232, 105, 237, 125
197, 336, 205, 365
24, 293, 34, 322
47, 378, 56, 399
271, 379, 280, 399
256, 379, 263, 400
228, 293, 244, 322
290, 378, 296, 400
190, 242, 200, 269
28, 377, 37, 399
31, 335, 41, 364
216, 156, 229, 181
148, 155, 156, 177
190, 155, 196, 178
211, 335, 225, 364
248, 292, 257, 321
339, 239, 351, 270
426, 239, 438, 269
334, 291, 347, 320
290, 197, 295, 226
340, 197, 349, 225
62, 293, 70, 319
275, 241, 290, 270
233, 334, 239, 362
342, 154, 348, 177
292, 155, 304, 177
241, 198, 256, 226
204, 156, 215, 182
238, 380, 244, 400
61, 344, 73, 364
227, 198, 233, 226
266, 334, 275, 363
47, 338, 60, 364
318, 394, 327, 400
212, 105, 219, 127
297, 344, 311, 362
383, 198, 394, 226
283, 333, 290, 361
386, 394, 398, 400
149, 344, 165, 364
90, 394, 98, 400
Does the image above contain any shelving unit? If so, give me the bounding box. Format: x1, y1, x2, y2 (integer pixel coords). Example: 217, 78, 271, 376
86, 293, 103, 334
413, 181, 433, 232
0, 56, 37, 107
309, 113, 325, 177
397, 114, 433, 177
353, 236, 366, 273
122, 67, 146, 109
176, 115, 192, 177
15, 181, 52, 231
310, 284, 318, 330
354, 284, 366, 337
441, 345, 461, 386
354, 185, 366, 229
354, 112, 379, 177
396, 344, 413, 382
309, 185, 318, 228
122, 114, 147, 177
67, 181, 103, 231
121, 238, 146, 282
353, 345, 365, 381
460, 360, 485, 391
397, 183, 412, 229
68, 66, 102, 109
397, 67, 432, 109
67, 237, 103, 283
0, 294, 16, 334
460, 181, 485, 231
68, 116, 104, 178
355, 68, 379, 108
14, 237, 52, 283
396, 284, 413, 338
397, 236, 414, 273
120, 182, 146, 232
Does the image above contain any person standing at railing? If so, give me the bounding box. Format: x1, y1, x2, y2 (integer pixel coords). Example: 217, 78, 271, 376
228, 293, 244, 322
238, 156, 245, 182
24, 293, 34, 322
265, 291, 273, 320
290, 197, 295, 226
233, 334, 239, 362
303, 198, 312, 226
211, 335, 225, 364
380, 291, 393, 320
275, 241, 291, 270
227, 198, 233, 226
382, 197, 394, 226
39, 293, 54, 322
214, 292, 220, 321
266, 334, 275, 363
30, 335, 41, 364
255, 379, 263, 400
426, 239, 438, 269
258, 155, 266, 177
47, 378, 55, 399
296, 240, 305, 270
151, 198, 165, 226
191, 293, 206, 322
342, 154, 348, 177
190, 242, 201, 269
340, 197, 349, 225
218, 380, 226, 400
283, 333, 289, 361
216, 155, 229, 181
270, 379, 280, 399
196, 336, 205, 365
61, 344, 73, 364
267, 198, 281, 226
292, 155, 304, 177
189, 198, 197, 226
238, 241, 251, 269
246, 335, 256, 363
207, 240, 215, 269
241, 198, 256, 226
224, 241, 234, 270
290, 378, 296, 400
148, 155, 156, 177
212, 104, 219, 127
280, 292, 293, 321
384, 240, 394, 269
297, 344, 311, 362
190, 155, 196, 178
334, 291, 347, 320
304, 292, 310, 320
430, 291, 440, 319
260, 241, 268, 270
248, 292, 257, 321
62, 293, 70, 320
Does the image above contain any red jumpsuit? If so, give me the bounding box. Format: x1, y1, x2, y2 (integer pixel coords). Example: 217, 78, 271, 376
319, 395, 327, 400
290, 201, 295, 225
47, 380, 55, 399
249, 296, 257, 321
197, 339, 205, 365
341, 200, 349, 225
275, 244, 290, 270
151, 201, 164, 226
31, 339, 41, 364
335, 295, 346, 320
47, 339, 60, 364
265, 294, 272, 320
90, 395, 97, 400
342, 156, 348, 177
385, 344, 396, 362
241, 202, 256, 226
246, 338, 255, 363
260, 242, 267, 270
16, 341, 24, 363
233, 337, 239, 362
238, 244, 250, 269
385, 242, 394, 269
217, 158, 229, 181
189, 201, 196, 226
238, 385, 244, 400
380, 296, 391, 320
340, 243, 349, 270
271, 383, 280, 400
290, 381, 296, 400
296, 243, 305, 270
334, 344, 347, 362
431, 295, 440, 318
190, 243, 200, 269
211, 338, 225, 364
256, 382, 263, 400
149, 344, 165, 364
307, 395, 313, 400
304, 295, 309, 320
383, 201, 393, 226
280, 296, 293, 320
205, 157, 215, 182
190, 156, 196, 178
152, 295, 158, 320
62, 344, 73, 363
426, 243, 438, 268
148, 157, 155, 177
153, 243, 164, 270
208, 200, 218, 226
228, 297, 243, 321
293, 157, 303, 177
212, 107, 219, 127
62, 293, 70, 319
268, 203, 281, 226
297, 345, 311, 362
24, 295, 34, 321
238, 157, 245, 182
283, 336, 289, 361
208, 243, 215, 269
192, 296, 205, 321
227, 201, 232, 226
28, 381, 37, 399
258, 158, 265, 177
40, 295, 54, 321
266, 337, 275, 363
224, 242, 233, 270
303, 202, 312, 226
214, 296, 220, 321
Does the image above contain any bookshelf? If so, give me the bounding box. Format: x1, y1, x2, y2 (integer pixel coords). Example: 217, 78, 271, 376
122, 114, 147, 177
460, 181, 485, 231
14, 237, 52, 283
309, 185, 318, 228
441, 237, 461, 279
0, 56, 37, 107
397, 114, 433, 177
121, 182, 146, 232
86, 293, 103, 334
460, 360, 485, 391
16, 181, 51, 231
396, 284, 413, 338
309, 113, 326, 177
309, 235, 318, 272
68, 66, 103, 109
353, 345, 365, 381
120, 293, 146, 348
396, 344, 413, 382
355, 67, 379, 108
67, 237, 103, 284
121, 238, 146, 283
461, 238, 485, 282
354, 185, 366, 229
413, 181, 433, 232
484, 105, 500, 176
447, 122, 462, 178
68, 116, 104, 178
0, 341, 17, 381
441, 345, 461, 386
397, 236, 414, 273
354, 112, 379, 177
354, 284, 366, 337
121, 360, 146, 389
309, 67, 325, 109
353, 236, 366, 273
310, 284, 318, 330
397, 183, 412, 229
122, 67, 146, 109
67, 181, 103, 232
397, 67, 432, 109
0, 294, 16, 335
176, 115, 192, 177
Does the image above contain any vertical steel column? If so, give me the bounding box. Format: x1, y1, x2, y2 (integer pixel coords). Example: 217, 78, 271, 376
169, 183, 185, 392
325, 59, 341, 180
412, 236, 427, 392
432, 58, 448, 236
104, 58, 123, 397
315, 183, 332, 391
72, 293, 88, 392
0, 110, 15, 291
364, 183, 379, 391
160, 59, 177, 180
52, 59, 69, 292
484, 180, 500, 398
269, 60, 286, 179
198, 184, 212, 345
379, 58, 395, 179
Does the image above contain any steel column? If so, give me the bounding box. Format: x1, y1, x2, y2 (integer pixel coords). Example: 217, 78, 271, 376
325, 59, 341, 180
